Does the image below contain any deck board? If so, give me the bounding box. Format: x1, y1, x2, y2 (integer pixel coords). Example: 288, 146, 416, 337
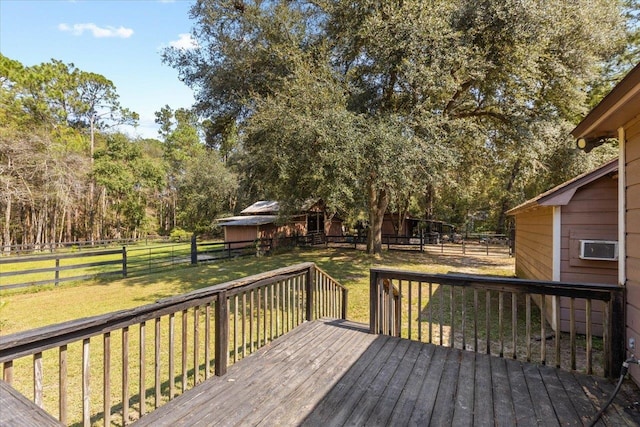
132, 319, 640, 427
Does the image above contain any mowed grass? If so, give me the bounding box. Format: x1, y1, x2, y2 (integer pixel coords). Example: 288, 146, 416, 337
0, 241, 202, 291
1, 247, 515, 334
0, 248, 515, 426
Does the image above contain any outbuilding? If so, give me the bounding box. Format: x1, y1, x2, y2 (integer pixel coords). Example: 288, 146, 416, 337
507, 159, 619, 335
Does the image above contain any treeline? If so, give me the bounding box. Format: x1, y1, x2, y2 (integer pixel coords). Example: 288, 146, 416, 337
2, 0, 639, 255
0, 55, 236, 252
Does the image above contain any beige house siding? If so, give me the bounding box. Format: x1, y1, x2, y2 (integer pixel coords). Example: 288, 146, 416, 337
626, 117, 640, 378
514, 207, 554, 281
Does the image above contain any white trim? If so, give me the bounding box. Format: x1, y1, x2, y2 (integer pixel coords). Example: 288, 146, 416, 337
552, 206, 561, 282
619, 127, 627, 286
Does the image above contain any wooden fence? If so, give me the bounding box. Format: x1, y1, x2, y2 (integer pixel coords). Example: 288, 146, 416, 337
370, 268, 625, 378
0, 263, 347, 426
0, 239, 276, 291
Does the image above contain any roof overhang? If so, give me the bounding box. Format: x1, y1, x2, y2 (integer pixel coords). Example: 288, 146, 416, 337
571, 62, 640, 141
506, 158, 618, 215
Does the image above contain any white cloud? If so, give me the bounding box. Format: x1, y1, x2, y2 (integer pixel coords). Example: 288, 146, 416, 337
168, 33, 198, 50
58, 23, 134, 38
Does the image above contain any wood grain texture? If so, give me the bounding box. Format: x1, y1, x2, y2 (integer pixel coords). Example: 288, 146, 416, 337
131, 319, 640, 427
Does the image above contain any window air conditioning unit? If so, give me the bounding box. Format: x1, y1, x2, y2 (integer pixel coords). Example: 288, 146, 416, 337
579, 240, 618, 261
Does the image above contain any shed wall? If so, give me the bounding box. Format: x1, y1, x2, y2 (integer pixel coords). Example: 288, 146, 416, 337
558, 177, 618, 335
514, 207, 554, 281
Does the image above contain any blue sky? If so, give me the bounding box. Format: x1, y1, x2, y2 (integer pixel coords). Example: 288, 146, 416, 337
0, 0, 197, 139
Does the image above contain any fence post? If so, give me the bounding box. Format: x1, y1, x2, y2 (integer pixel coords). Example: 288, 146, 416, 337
55, 258, 60, 286
190, 234, 197, 265
306, 264, 315, 322
420, 229, 424, 253
122, 247, 127, 278
215, 292, 228, 376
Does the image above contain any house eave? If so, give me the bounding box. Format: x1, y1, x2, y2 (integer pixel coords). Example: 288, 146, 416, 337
571, 62, 640, 140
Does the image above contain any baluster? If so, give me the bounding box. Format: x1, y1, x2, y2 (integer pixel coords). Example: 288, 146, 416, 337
194, 306, 200, 383
499, 292, 504, 357
474, 289, 478, 352
485, 290, 491, 354
570, 298, 576, 371
257, 287, 263, 347
122, 327, 129, 424
603, 301, 610, 376
249, 290, 255, 353
233, 295, 239, 363
276, 281, 281, 337
428, 282, 433, 344
408, 281, 413, 339
205, 304, 211, 379
155, 317, 161, 407
34, 352, 43, 408
461, 287, 466, 351
512, 293, 517, 359
526, 295, 531, 362
555, 296, 561, 368
182, 310, 188, 392
59, 345, 67, 424
450, 286, 455, 348
3, 360, 13, 385
169, 313, 175, 400
140, 322, 146, 417
82, 338, 90, 427
242, 294, 247, 358
418, 282, 423, 342
586, 299, 592, 375
541, 296, 546, 365
104, 332, 111, 426
439, 284, 444, 346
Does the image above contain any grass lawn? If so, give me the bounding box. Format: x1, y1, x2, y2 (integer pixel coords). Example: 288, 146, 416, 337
1, 247, 515, 334
0, 248, 515, 426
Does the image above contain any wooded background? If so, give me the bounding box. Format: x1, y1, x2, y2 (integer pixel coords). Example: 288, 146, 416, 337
2, 0, 639, 254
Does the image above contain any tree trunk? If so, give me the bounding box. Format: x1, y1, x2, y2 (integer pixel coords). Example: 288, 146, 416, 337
496, 159, 521, 234
367, 181, 390, 254
3, 195, 11, 254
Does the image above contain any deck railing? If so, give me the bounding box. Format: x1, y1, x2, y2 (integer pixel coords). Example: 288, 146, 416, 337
0, 262, 347, 426
370, 268, 625, 378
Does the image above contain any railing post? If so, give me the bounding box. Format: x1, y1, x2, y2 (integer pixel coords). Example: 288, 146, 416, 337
306, 264, 315, 321
215, 292, 228, 376
609, 290, 625, 378
191, 234, 197, 265
122, 246, 127, 278
370, 271, 379, 334
342, 288, 348, 320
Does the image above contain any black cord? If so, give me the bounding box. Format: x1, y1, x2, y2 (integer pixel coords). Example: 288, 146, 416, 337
587, 358, 635, 427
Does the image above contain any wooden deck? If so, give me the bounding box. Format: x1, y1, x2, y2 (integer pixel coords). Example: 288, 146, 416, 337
133, 318, 640, 426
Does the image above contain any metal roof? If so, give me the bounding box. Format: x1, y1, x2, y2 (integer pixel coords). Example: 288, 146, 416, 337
241, 201, 280, 214
218, 215, 278, 227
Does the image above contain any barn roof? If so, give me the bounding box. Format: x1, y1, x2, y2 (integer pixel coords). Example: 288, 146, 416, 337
241, 201, 280, 215
506, 158, 618, 215
217, 215, 278, 227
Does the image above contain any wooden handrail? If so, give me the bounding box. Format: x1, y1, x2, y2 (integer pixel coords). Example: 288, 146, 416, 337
370, 268, 625, 378
0, 263, 347, 426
